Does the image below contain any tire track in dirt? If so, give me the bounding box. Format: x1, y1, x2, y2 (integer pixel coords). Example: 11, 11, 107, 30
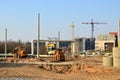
85, 73, 120, 80
87, 73, 100, 80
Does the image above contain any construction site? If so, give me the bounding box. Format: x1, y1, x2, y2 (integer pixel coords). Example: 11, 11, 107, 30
0, 13, 120, 80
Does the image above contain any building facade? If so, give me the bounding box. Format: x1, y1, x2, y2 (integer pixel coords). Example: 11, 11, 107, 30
95, 34, 115, 51
109, 32, 118, 47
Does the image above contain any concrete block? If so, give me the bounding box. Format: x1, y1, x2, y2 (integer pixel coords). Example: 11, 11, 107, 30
113, 47, 120, 57
103, 56, 113, 66
113, 57, 120, 67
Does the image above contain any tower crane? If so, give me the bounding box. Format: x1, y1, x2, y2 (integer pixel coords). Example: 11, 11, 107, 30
82, 19, 107, 50
70, 22, 75, 58
82, 19, 107, 39
71, 21, 75, 41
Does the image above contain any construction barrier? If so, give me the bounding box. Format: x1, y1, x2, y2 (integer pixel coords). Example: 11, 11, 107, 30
103, 56, 113, 66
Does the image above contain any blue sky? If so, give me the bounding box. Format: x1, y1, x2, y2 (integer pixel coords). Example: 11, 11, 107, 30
0, 0, 120, 41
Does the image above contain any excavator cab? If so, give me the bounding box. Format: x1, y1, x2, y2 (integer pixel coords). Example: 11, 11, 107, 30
47, 43, 56, 55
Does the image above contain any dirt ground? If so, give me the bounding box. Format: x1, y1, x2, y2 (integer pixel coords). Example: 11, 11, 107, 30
0, 56, 120, 80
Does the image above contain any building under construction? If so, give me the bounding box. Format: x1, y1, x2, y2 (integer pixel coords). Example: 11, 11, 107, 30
95, 32, 118, 52
75, 38, 95, 53
31, 40, 72, 55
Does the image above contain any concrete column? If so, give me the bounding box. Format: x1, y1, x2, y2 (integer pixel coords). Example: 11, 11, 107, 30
31, 40, 34, 55
83, 38, 85, 52
5, 28, 7, 59
57, 31, 60, 48
37, 13, 40, 58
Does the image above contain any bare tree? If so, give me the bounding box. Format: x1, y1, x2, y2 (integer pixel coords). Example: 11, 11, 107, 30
40, 44, 47, 55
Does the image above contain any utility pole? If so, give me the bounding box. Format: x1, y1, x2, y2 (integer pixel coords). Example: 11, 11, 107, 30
37, 13, 40, 58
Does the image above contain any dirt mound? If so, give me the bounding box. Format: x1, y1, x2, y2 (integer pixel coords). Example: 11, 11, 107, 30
39, 62, 114, 74
3, 57, 115, 74
18, 58, 40, 63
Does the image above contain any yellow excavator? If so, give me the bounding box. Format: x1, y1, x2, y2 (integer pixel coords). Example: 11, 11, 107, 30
46, 43, 65, 61
13, 46, 28, 58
